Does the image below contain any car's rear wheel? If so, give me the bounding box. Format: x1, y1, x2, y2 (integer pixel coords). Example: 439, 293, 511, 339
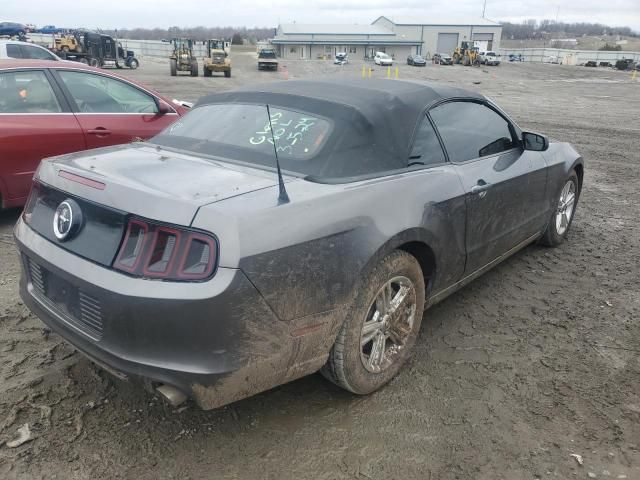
541, 170, 579, 246
321, 250, 425, 394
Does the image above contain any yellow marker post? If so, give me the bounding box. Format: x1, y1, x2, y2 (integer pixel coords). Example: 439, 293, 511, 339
368, 67, 372, 78
633, 69, 638, 81
362, 65, 365, 78
387, 66, 391, 78
395, 66, 399, 79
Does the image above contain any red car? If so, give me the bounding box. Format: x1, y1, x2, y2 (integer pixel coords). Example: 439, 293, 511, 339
0, 60, 189, 209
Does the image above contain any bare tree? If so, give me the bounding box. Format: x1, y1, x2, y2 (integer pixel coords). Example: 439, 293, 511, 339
501, 19, 638, 40
105, 26, 275, 43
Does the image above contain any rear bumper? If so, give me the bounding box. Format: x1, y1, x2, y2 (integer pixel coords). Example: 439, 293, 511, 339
14, 217, 307, 409
1, 194, 27, 209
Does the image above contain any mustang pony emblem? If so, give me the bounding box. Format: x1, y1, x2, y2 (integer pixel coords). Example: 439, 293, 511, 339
53, 199, 82, 241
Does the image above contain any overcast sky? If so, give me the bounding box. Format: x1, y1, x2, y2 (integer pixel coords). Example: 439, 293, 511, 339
2, 0, 639, 31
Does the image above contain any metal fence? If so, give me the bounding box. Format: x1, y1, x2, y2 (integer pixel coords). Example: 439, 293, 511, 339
25, 34, 640, 64
496, 47, 640, 64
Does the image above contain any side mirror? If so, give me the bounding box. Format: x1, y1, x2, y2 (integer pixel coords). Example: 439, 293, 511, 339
156, 100, 172, 115
522, 131, 549, 151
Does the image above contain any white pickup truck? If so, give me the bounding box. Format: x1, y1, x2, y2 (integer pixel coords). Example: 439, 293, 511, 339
479, 51, 501, 66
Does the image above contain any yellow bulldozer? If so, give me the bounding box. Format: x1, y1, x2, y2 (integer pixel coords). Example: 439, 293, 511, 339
202, 39, 231, 78
453, 42, 480, 66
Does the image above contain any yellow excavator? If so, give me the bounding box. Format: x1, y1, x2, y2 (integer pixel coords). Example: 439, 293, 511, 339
453, 42, 480, 66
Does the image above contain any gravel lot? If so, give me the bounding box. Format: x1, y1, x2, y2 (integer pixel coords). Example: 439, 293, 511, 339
1, 47, 639, 479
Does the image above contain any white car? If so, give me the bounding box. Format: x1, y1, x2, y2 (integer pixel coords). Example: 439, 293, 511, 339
334, 52, 348, 65
0, 40, 61, 61
480, 51, 501, 66
374, 52, 393, 66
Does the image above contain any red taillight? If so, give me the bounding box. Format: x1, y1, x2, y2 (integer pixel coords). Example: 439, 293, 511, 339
114, 218, 217, 281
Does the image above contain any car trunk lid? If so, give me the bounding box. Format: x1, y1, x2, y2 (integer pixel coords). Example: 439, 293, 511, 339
35, 143, 279, 227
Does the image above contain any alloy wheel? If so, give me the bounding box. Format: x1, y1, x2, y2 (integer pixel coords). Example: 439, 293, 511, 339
555, 180, 576, 235
360, 276, 417, 373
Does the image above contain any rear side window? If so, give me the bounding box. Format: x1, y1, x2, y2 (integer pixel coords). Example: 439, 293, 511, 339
0, 71, 62, 113
57, 70, 158, 113
410, 117, 446, 166
6, 44, 22, 58
20, 45, 56, 60
430, 101, 516, 162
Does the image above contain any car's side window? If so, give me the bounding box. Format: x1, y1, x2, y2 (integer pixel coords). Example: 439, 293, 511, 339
57, 71, 159, 114
6, 44, 22, 58
430, 101, 517, 162
0, 71, 62, 113
409, 116, 446, 166
20, 45, 56, 60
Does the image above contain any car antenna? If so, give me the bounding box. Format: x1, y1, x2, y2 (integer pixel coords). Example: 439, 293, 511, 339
266, 104, 290, 204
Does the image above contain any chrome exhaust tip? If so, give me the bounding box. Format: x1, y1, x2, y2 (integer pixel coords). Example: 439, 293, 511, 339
156, 384, 188, 407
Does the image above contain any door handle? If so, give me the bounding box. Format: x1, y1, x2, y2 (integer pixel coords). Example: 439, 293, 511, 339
471, 182, 492, 194
87, 127, 111, 136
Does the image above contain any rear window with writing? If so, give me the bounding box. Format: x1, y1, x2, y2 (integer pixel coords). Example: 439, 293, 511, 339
162, 104, 331, 161
249, 110, 329, 158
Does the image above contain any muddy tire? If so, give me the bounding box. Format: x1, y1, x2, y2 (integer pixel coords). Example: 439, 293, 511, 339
190, 61, 198, 77
203, 67, 211, 77
321, 250, 425, 394
224, 69, 231, 78
541, 170, 580, 247
170, 59, 177, 76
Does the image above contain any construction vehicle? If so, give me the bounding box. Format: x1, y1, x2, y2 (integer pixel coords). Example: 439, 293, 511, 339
452, 42, 479, 66
202, 39, 231, 78
54, 34, 80, 53
54, 31, 139, 69
257, 48, 278, 71
169, 38, 198, 77
615, 58, 635, 71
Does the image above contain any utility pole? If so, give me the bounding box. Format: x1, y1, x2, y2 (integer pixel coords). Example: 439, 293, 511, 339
482, 0, 487, 18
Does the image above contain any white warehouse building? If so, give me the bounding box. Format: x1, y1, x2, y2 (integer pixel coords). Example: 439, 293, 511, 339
271, 17, 502, 61
271, 23, 421, 61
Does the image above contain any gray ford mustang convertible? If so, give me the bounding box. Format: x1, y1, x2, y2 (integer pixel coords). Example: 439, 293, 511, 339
15, 79, 583, 409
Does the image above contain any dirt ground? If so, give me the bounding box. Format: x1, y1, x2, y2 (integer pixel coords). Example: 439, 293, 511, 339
1, 47, 639, 480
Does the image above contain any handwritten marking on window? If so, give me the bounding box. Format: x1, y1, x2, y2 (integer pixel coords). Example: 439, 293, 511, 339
249, 111, 318, 156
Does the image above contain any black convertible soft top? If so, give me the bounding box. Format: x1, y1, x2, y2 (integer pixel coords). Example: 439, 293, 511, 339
188, 79, 484, 180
